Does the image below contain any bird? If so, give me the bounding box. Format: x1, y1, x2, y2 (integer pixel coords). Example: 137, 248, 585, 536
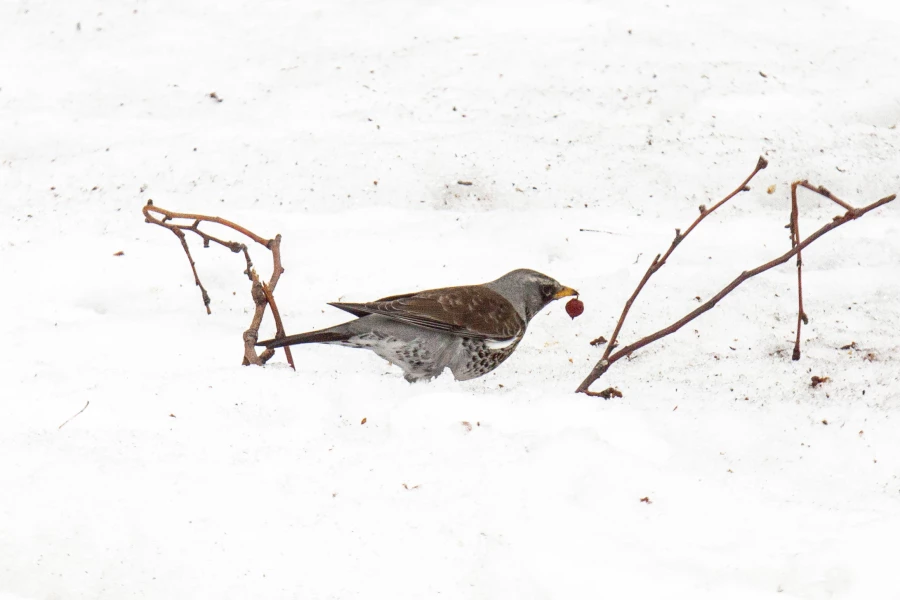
257, 269, 578, 382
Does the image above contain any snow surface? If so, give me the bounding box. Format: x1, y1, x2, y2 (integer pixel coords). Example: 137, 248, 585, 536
2, 0, 900, 598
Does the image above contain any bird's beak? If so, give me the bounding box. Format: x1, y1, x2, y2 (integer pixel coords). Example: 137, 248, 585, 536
553, 286, 579, 299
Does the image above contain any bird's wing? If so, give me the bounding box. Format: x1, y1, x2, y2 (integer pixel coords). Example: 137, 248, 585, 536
329, 286, 524, 340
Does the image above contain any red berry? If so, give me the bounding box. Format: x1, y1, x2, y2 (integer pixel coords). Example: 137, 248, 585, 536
565, 297, 584, 319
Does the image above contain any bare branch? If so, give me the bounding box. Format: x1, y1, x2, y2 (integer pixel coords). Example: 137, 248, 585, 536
576, 171, 895, 395
590, 156, 768, 378
790, 181, 805, 360
143, 202, 292, 367
261, 281, 295, 370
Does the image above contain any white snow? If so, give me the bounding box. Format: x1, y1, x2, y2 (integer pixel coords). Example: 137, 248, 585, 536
2, 0, 900, 598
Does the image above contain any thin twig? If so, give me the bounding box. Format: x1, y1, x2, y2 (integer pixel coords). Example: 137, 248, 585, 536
594, 156, 768, 377
143, 202, 291, 367
142, 202, 272, 310
576, 183, 895, 395
261, 281, 295, 370
144, 204, 272, 247
797, 181, 854, 211
790, 181, 805, 360
169, 225, 212, 314
579, 228, 623, 235
242, 234, 288, 366
789, 180, 856, 360
58, 400, 90, 430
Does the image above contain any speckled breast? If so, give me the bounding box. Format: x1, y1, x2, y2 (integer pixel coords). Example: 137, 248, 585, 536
456, 337, 522, 380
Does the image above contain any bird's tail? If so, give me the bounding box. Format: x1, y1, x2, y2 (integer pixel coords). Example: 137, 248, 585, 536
257, 326, 352, 349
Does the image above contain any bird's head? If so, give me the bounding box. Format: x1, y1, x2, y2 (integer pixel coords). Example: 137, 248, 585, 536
485, 269, 578, 322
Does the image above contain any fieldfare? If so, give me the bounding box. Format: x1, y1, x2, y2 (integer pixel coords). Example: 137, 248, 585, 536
258, 269, 578, 382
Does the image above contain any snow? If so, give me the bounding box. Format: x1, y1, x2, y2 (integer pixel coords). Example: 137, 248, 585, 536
2, 0, 900, 597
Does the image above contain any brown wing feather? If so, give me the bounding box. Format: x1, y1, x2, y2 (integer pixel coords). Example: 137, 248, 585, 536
329, 286, 524, 340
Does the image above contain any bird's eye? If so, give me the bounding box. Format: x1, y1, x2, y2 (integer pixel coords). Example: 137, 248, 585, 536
540, 284, 554, 298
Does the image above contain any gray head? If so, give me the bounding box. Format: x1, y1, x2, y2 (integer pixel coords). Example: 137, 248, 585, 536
484, 269, 578, 322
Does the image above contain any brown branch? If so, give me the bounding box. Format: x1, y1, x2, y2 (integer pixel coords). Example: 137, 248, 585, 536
591, 156, 769, 380
789, 180, 857, 360
143, 201, 291, 367
796, 181, 854, 211
577, 180, 895, 395
168, 224, 212, 314
144, 204, 272, 247
790, 181, 804, 360
262, 279, 295, 370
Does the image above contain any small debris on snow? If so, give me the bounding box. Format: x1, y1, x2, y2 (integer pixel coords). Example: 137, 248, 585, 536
58, 401, 90, 430
596, 387, 623, 400
810, 375, 830, 388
